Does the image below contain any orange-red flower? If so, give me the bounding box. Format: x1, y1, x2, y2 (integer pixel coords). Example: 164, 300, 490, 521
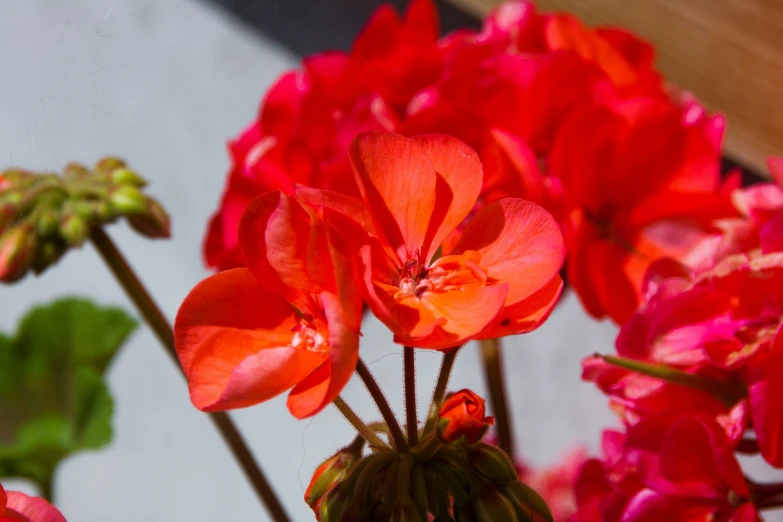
176, 191, 362, 418
0, 484, 66, 522
438, 389, 495, 444
347, 132, 564, 348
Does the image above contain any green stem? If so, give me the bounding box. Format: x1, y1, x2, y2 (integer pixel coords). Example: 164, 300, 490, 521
39, 470, 54, 504
422, 347, 460, 436
89, 227, 291, 522
356, 358, 408, 452
333, 396, 390, 450
404, 347, 418, 446
599, 354, 744, 407
480, 338, 515, 461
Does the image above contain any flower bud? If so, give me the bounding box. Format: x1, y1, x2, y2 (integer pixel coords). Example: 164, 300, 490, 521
62, 162, 90, 179
501, 481, 553, 522
389, 498, 424, 522
127, 198, 171, 238
36, 209, 60, 237
110, 168, 147, 187
108, 185, 148, 214
32, 239, 65, 274
453, 502, 479, 522
474, 484, 518, 522
95, 157, 127, 173
59, 214, 90, 247
319, 483, 352, 522
467, 443, 518, 484
438, 390, 495, 445
305, 438, 363, 510
0, 224, 36, 283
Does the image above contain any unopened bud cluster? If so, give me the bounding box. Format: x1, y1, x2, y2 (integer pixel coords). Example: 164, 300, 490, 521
0, 158, 170, 282
306, 391, 553, 522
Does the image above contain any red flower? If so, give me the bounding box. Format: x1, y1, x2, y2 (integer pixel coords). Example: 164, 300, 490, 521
517, 448, 587, 521
621, 414, 759, 522
348, 132, 564, 348
552, 97, 734, 323
0, 484, 66, 522
438, 389, 495, 444
544, 13, 661, 96
603, 251, 783, 468
176, 191, 362, 418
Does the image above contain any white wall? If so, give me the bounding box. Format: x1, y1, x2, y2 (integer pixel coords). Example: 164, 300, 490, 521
0, 1, 730, 520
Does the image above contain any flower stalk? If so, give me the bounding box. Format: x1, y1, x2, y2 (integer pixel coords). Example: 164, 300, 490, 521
423, 347, 460, 436
356, 358, 409, 452
404, 347, 418, 446
89, 227, 291, 522
480, 338, 515, 461
332, 396, 390, 450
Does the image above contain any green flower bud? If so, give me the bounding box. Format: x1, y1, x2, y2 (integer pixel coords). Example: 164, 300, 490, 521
305, 437, 364, 510
453, 502, 479, 522
110, 168, 147, 187
62, 162, 90, 179
37, 209, 60, 237
59, 214, 90, 247
474, 484, 518, 522
320, 483, 352, 522
127, 198, 171, 238
467, 443, 518, 484
0, 224, 36, 283
108, 185, 148, 214
389, 498, 424, 522
95, 157, 127, 173
32, 238, 66, 274
501, 481, 553, 522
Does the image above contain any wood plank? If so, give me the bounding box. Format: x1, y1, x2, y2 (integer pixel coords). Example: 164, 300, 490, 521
450, 0, 783, 173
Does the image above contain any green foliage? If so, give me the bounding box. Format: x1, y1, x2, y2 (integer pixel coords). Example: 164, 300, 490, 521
0, 297, 137, 488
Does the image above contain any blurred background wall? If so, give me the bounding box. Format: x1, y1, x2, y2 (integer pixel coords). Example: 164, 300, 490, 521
0, 1, 775, 521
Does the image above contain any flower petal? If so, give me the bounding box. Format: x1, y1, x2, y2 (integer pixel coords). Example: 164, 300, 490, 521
455, 198, 565, 305
286, 292, 359, 418
349, 132, 437, 264
4, 491, 67, 522
413, 134, 483, 262
748, 331, 783, 468
239, 191, 315, 301
475, 274, 563, 339
174, 268, 324, 411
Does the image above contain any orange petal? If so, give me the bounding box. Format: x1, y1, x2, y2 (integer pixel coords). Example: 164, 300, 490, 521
349, 132, 437, 264
174, 268, 325, 411
239, 191, 316, 301
456, 198, 565, 305
405, 283, 509, 349
413, 134, 483, 262
476, 274, 563, 339
287, 292, 360, 418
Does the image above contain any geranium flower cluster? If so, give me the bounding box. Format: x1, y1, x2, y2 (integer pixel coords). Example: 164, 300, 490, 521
203, 0, 734, 325
569, 158, 783, 521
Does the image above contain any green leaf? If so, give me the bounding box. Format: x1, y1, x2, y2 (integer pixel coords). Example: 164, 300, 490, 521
0, 297, 137, 486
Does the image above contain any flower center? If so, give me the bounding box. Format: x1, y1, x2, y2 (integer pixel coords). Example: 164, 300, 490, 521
394, 250, 488, 300
291, 314, 328, 353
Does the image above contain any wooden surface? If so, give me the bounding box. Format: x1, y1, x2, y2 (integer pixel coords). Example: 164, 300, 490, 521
450, 0, 783, 173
